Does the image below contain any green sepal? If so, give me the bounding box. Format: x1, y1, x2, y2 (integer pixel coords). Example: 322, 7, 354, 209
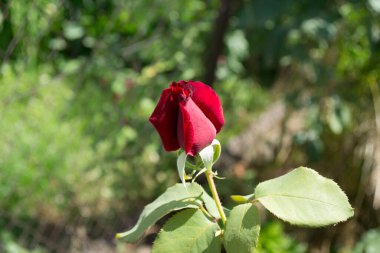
198, 139, 221, 171
177, 151, 187, 186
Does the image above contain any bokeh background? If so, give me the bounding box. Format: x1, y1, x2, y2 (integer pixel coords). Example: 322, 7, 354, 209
1, 0, 380, 252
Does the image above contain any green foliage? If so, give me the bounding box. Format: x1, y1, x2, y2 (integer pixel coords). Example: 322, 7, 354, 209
224, 204, 260, 253
5, 0, 217, 79
1, 0, 374, 251
117, 183, 219, 243
1, 232, 46, 253
152, 209, 221, 253
352, 228, 380, 253
119, 165, 353, 252
293, 96, 352, 161
0, 64, 94, 215
256, 222, 306, 253
254, 167, 354, 226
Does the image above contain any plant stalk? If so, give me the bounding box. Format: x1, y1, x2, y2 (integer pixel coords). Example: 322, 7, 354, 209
205, 170, 227, 224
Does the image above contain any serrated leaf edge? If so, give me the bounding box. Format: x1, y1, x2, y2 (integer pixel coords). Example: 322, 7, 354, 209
254, 167, 354, 227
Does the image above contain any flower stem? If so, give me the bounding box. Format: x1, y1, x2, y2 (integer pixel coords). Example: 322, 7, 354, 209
205, 170, 227, 225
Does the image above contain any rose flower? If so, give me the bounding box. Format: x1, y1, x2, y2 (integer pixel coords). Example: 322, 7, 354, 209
149, 80, 224, 156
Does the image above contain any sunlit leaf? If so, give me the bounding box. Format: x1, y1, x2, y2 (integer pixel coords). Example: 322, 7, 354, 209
116, 183, 219, 242
255, 167, 354, 226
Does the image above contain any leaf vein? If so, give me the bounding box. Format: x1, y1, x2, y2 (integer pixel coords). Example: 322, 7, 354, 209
187, 223, 217, 253
256, 194, 347, 208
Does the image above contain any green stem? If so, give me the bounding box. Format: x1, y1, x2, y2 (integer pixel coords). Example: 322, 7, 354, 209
205, 170, 227, 224
199, 204, 213, 220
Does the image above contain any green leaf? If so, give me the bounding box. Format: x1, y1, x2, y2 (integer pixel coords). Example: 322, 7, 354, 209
201, 187, 221, 220
254, 167, 354, 226
152, 209, 222, 253
116, 183, 219, 242
224, 204, 260, 253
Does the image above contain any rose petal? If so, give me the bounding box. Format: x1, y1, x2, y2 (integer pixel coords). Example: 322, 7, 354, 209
189, 81, 224, 133
149, 88, 180, 151
177, 98, 216, 156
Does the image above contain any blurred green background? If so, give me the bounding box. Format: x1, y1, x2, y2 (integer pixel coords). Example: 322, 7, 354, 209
1, 0, 380, 252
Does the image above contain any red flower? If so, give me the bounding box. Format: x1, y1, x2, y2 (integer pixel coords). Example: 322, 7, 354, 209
149, 80, 224, 156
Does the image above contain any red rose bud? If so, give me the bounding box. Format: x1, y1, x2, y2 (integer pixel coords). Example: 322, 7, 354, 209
149, 80, 224, 156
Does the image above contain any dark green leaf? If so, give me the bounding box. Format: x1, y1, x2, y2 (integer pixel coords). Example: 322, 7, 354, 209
152, 209, 222, 253
224, 204, 260, 253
